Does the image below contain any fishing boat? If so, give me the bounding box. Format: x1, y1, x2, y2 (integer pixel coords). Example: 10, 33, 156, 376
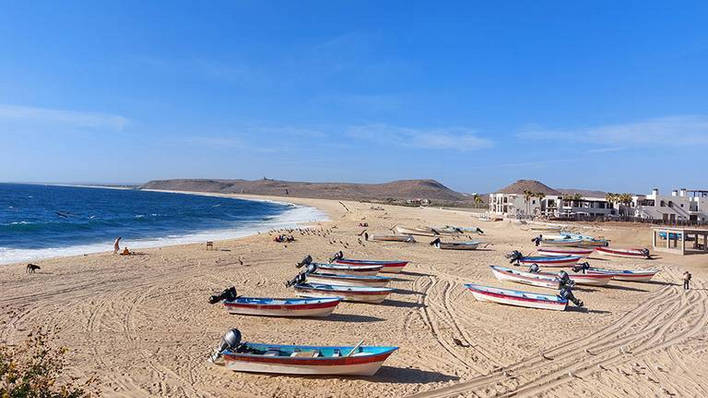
465, 284, 568, 311
211, 329, 398, 376
489, 265, 561, 289
430, 238, 483, 250
332, 253, 408, 274
441, 226, 484, 234
507, 251, 582, 267
365, 233, 416, 243
392, 225, 440, 236
209, 287, 341, 317
530, 225, 562, 232
540, 237, 586, 247
306, 272, 391, 288
313, 262, 382, 276
596, 246, 651, 259
586, 267, 658, 282
538, 270, 613, 286
559, 233, 610, 247
537, 247, 594, 258
293, 283, 393, 303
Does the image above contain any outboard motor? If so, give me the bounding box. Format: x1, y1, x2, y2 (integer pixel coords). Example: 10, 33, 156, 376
329, 251, 344, 263
572, 262, 591, 274
641, 248, 651, 259
429, 238, 441, 247
305, 262, 318, 274
505, 250, 523, 265
558, 286, 583, 307
296, 255, 313, 268
285, 271, 307, 287
209, 286, 238, 304
531, 235, 543, 247
476, 227, 484, 234
528, 263, 540, 273
210, 328, 243, 364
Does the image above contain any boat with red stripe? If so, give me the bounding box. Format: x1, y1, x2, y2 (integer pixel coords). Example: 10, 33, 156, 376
465, 283, 569, 311
585, 267, 658, 282
537, 247, 594, 258
490, 265, 561, 289
293, 283, 393, 303
211, 329, 397, 376
330, 251, 408, 273
596, 246, 651, 259
506, 250, 582, 267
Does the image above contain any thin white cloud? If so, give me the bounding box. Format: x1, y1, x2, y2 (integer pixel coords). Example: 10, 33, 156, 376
518, 116, 708, 146
347, 124, 493, 151
0, 104, 128, 130
586, 146, 625, 154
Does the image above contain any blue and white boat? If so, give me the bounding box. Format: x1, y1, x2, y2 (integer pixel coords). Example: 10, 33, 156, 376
211, 329, 398, 376
306, 272, 391, 288
293, 283, 393, 303
223, 297, 342, 317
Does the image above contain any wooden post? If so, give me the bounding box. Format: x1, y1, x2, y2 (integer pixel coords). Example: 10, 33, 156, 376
652, 229, 657, 249
681, 230, 686, 255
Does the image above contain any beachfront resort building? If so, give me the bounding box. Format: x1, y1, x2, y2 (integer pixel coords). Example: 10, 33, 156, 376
489, 180, 613, 219
624, 188, 708, 223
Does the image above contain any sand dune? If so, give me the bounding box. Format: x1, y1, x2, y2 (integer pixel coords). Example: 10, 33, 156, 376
1, 194, 706, 397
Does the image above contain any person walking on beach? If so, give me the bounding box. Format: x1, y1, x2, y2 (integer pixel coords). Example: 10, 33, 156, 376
683, 271, 692, 290
113, 237, 122, 254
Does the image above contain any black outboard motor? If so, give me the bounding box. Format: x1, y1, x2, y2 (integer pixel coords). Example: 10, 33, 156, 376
296, 255, 313, 268
528, 263, 540, 273
531, 235, 543, 247
210, 328, 243, 363
506, 250, 523, 265
558, 286, 583, 307
209, 286, 238, 304
305, 263, 318, 274
429, 238, 441, 247
640, 248, 651, 259
476, 227, 484, 234
285, 271, 308, 287
329, 251, 344, 263
572, 262, 591, 274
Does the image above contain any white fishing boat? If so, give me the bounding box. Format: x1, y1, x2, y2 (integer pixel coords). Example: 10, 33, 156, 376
596, 247, 651, 259
306, 272, 391, 288
293, 283, 393, 304
392, 225, 439, 236
365, 232, 416, 243
538, 270, 613, 286
586, 267, 658, 282
465, 284, 568, 311
313, 262, 382, 276
430, 238, 483, 250
209, 287, 341, 317
537, 247, 594, 258
489, 265, 560, 289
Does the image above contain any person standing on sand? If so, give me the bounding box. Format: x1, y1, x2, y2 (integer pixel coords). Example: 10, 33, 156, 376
683, 271, 692, 290
113, 237, 122, 254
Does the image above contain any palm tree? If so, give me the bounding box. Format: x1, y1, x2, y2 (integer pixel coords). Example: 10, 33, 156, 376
473, 194, 483, 208
619, 193, 633, 216
535, 192, 546, 215
523, 190, 533, 216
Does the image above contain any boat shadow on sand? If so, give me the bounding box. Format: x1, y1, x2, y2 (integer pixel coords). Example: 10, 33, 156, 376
314, 314, 386, 323
392, 288, 425, 296
602, 284, 648, 293
270, 366, 459, 384
380, 299, 425, 308
398, 271, 431, 277
566, 306, 611, 314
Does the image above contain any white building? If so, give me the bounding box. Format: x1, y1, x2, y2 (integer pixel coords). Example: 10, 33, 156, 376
626, 188, 708, 223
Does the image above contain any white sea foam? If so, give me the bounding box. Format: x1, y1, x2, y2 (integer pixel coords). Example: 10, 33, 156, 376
0, 202, 327, 265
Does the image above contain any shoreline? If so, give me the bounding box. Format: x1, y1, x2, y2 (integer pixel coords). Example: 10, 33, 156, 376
0, 187, 330, 266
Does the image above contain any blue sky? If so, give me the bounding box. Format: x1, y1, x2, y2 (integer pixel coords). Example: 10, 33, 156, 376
1, 1, 707, 193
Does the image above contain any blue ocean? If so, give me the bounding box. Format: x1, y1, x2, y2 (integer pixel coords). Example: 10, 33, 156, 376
0, 184, 323, 264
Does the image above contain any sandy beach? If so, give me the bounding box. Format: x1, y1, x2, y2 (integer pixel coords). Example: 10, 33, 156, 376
1, 193, 706, 397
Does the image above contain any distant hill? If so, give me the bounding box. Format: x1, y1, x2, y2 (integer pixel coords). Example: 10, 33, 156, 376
140, 178, 479, 207
495, 180, 559, 195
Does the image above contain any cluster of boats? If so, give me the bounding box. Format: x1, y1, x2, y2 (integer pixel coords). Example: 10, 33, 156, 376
365, 224, 488, 251
208, 252, 410, 376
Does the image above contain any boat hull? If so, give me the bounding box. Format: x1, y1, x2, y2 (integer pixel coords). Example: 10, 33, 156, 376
540, 272, 613, 286
436, 241, 480, 250
465, 284, 567, 311
222, 348, 397, 376
335, 259, 408, 274
517, 255, 582, 267
596, 247, 650, 259
294, 284, 393, 303
368, 234, 416, 242
587, 268, 658, 282
490, 266, 560, 289
315, 263, 382, 276
307, 273, 390, 288
537, 247, 593, 258
224, 298, 340, 317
